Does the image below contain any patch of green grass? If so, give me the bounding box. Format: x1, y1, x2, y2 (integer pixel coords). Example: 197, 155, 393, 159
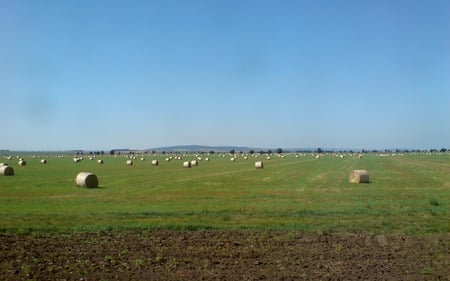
0, 153, 449, 234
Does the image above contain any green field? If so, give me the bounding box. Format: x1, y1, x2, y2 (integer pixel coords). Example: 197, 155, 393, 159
0, 153, 449, 234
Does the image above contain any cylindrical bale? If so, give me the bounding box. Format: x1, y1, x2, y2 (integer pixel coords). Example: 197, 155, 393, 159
18, 160, 26, 166
190, 160, 198, 166
255, 161, 264, 169
230, 157, 236, 162
0, 163, 8, 166
349, 170, 370, 183
40, 159, 47, 164
152, 160, 159, 166
97, 159, 104, 164
0, 165, 14, 176
126, 160, 133, 166
75, 172, 99, 188
183, 161, 191, 168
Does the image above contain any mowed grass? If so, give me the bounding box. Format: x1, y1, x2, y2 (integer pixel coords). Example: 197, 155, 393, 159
0, 153, 449, 234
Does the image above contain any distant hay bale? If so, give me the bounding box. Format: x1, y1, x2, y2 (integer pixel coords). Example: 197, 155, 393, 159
191, 160, 198, 166
126, 160, 133, 166
230, 157, 236, 162
183, 161, 191, 168
40, 159, 47, 164
0, 165, 14, 176
349, 170, 370, 183
75, 172, 98, 188
255, 161, 264, 169
97, 159, 104, 164
152, 160, 159, 166
141, 157, 145, 161
18, 160, 26, 166
165, 157, 171, 162
0, 163, 8, 166
205, 157, 209, 161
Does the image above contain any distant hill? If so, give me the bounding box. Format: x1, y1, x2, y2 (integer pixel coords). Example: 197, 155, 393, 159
145, 145, 263, 153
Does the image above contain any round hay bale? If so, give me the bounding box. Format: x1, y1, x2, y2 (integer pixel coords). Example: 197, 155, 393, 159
40, 159, 47, 164
152, 159, 159, 166
191, 160, 198, 166
97, 159, 104, 164
0, 165, 14, 176
75, 172, 98, 188
183, 161, 191, 168
230, 157, 236, 162
18, 160, 26, 166
0, 163, 8, 166
126, 160, 133, 166
255, 161, 264, 169
349, 170, 370, 183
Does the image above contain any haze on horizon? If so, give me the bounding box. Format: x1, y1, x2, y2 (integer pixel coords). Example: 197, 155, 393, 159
1, 1, 449, 151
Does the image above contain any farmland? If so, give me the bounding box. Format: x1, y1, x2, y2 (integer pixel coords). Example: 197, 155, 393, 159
0, 152, 449, 280
1, 152, 449, 233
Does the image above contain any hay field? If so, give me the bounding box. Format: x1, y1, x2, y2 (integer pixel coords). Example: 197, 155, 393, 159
0, 153, 449, 234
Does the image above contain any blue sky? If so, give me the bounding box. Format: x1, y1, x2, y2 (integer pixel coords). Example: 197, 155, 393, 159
1, 0, 449, 151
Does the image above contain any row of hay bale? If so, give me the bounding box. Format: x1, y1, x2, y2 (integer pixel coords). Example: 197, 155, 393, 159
73, 168, 368, 189
1, 155, 370, 184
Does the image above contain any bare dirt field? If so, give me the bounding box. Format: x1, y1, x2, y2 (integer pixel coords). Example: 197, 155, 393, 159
1, 231, 449, 280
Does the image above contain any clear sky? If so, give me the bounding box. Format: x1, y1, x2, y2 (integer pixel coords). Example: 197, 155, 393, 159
1, 0, 449, 151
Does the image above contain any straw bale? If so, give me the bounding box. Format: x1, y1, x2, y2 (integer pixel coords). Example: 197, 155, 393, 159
349, 170, 370, 183
75, 172, 99, 188
255, 161, 264, 169
0, 165, 14, 176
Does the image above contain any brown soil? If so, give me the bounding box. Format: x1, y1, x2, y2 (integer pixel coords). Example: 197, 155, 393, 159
0, 231, 449, 280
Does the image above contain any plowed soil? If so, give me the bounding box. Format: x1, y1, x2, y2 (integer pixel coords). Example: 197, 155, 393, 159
1, 231, 449, 280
